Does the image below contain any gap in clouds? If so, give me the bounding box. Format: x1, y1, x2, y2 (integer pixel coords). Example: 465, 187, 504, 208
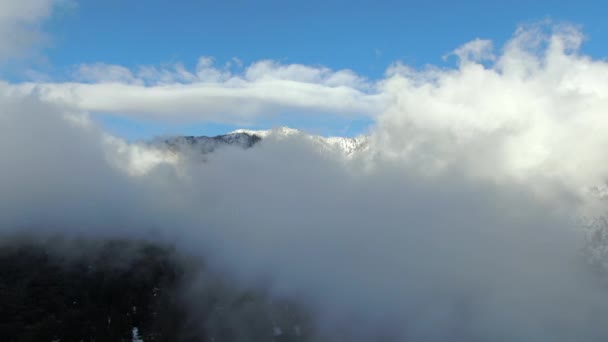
93, 114, 245, 142
93, 112, 375, 142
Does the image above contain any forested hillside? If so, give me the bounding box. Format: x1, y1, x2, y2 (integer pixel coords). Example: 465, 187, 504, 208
0, 238, 310, 342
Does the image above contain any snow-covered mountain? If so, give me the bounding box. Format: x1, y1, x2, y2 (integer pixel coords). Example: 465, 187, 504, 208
153, 127, 369, 156
110, 128, 368, 175
155, 130, 262, 154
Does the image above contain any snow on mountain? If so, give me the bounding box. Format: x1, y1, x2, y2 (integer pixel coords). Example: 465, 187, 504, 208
157, 127, 368, 156
228, 127, 369, 155
229, 127, 300, 138
322, 136, 368, 155
156, 131, 262, 154
107, 127, 368, 176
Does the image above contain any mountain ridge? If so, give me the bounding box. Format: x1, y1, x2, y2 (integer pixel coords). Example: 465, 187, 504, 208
151, 127, 369, 156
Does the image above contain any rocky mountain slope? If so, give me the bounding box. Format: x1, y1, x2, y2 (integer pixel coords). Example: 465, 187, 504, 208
152, 127, 368, 156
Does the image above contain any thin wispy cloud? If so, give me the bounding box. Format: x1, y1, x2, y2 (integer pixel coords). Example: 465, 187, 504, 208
0, 0, 66, 60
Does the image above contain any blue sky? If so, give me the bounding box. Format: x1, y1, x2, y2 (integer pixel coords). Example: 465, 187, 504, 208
44, 1, 608, 76
18, 0, 608, 139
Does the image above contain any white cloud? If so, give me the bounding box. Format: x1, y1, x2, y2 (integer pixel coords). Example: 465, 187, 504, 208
449, 38, 495, 64
375, 22, 608, 197
75, 63, 142, 85
0, 0, 66, 60
18, 60, 385, 123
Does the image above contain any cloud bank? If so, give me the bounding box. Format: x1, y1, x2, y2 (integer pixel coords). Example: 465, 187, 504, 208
4, 22, 608, 341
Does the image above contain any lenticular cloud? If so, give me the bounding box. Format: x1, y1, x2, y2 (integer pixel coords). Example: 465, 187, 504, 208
3, 23, 608, 341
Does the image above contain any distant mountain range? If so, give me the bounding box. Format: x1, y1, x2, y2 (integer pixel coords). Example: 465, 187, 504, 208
151, 127, 369, 156
111, 127, 369, 175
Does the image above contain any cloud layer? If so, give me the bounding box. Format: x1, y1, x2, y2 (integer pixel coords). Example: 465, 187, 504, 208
4, 21, 608, 341
21, 58, 385, 124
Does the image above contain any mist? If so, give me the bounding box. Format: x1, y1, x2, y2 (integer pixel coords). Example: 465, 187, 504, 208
3, 23, 608, 341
